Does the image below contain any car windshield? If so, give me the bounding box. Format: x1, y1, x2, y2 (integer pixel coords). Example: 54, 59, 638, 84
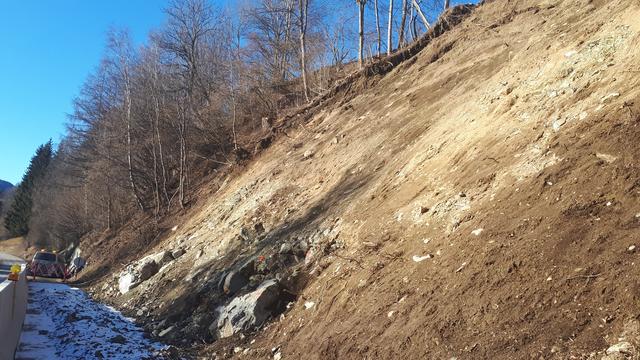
34, 252, 57, 262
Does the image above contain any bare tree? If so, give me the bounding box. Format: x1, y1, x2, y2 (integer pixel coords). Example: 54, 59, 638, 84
374, 0, 381, 57
398, 0, 408, 47
387, 0, 394, 55
357, 0, 367, 69
298, 0, 310, 101
106, 29, 145, 211
444, 0, 450, 10
159, 0, 216, 208
412, 0, 430, 30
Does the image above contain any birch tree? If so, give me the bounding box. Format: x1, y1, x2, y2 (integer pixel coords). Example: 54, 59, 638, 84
357, 0, 367, 68
298, 0, 310, 101
387, 0, 394, 55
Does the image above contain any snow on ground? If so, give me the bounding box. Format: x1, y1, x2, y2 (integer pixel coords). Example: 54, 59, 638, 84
16, 282, 165, 360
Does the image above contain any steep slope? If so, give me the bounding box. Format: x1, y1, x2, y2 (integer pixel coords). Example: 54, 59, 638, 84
83, 0, 640, 358
0, 180, 12, 194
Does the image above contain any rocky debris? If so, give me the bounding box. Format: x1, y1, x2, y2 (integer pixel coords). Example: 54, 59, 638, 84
152, 251, 175, 267
171, 248, 186, 259
471, 228, 484, 236
118, 250, 179, 294
279, 242, 293, 255
604, 341, 634, 358
118, 272, 137, 294
628, 245, 636, 253
601, 92, 621, 103
238, 224, 266, 244
304, 301, 315, 310
138, 258, 160, 282
412, 255, 432, 262
303, 149, 314, 159
596, 153, 618, 163
223, 271, 249, 295
159, 326, 175, 338
552, 117, 566, 131
599, 319, 640, 359
214, 280, 283, 339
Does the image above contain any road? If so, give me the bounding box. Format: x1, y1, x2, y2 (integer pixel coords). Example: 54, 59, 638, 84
15, 282, 165, 359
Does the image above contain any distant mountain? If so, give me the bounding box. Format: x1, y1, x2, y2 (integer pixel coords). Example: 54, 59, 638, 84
0, 180, 13, 194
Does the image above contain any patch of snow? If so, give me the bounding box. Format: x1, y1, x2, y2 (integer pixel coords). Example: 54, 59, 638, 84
16, 282, 165, 360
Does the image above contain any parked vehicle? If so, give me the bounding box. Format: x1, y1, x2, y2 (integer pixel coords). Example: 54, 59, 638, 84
27, 250, 67, 279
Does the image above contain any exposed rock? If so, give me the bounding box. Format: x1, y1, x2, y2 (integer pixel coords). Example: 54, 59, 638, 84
601, 92, 621, 103
118, 256, 161, 294
304, 301, 315, 310
118, 272, 136, 294
224, 271, 249, 295
254, 222, 265, 234
412, 254, 432, 262
151, 251, 175, 267
279, 242, 293, 254
303, 149, 314, 159
215, 280, 283, 338
159, 326, 175, 338
596, 153, 618, 163
138, 258, 159, 282
552, 117, 566, 131
606, 341, 634, 356
172, 248, 186, 259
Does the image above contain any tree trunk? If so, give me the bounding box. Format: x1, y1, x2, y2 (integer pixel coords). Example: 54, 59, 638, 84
358, 1, 365, 69
412, 0, 430, 29
374, 0, 381, 57
123, 69, 144, 212
398, 0, 407, 47
444, 0, 450, 10
410, 4, 417, 41
387, 0, 394, 55
298, 0, 310, 102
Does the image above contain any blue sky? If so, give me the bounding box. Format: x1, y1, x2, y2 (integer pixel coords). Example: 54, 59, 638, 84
0, 1, 169, 185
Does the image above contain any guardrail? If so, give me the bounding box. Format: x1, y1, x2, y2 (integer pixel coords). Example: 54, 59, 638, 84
0, 262, 27, 360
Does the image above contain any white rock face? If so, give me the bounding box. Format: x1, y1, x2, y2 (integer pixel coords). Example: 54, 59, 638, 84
118, 272, 136, 294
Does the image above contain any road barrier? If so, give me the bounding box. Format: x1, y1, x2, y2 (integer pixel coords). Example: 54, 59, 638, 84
0, 262, 27, 360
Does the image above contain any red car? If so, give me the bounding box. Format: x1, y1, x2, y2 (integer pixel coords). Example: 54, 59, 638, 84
27, 251, 68, 279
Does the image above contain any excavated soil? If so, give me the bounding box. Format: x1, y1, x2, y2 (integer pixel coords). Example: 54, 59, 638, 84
78, 0, 640, 358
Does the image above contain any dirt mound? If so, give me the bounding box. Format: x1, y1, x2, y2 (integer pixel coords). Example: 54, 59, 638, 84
80, 0, 640, 358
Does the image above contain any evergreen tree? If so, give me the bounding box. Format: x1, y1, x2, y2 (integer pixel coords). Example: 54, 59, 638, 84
4, 141, 53, 237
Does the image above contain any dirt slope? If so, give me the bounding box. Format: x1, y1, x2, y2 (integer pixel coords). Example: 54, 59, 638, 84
83, 0, 640, 358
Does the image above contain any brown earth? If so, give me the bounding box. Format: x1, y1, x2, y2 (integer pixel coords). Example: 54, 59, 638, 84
0, 237, 27, 259
77, 0, 640, 358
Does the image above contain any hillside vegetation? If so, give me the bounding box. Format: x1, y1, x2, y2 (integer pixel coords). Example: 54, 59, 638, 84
21, 0, 640, 358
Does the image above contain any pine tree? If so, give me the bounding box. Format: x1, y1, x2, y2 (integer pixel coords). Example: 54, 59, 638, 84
4, 141, 53, 237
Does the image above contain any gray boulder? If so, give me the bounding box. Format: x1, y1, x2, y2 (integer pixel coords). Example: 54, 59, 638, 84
215, 280, 282, 338
172, 248, 186, 259
138, 257, 159, 282
117, 256, 160, 294
223, 271, 248, 295
151, 251, 174, 267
